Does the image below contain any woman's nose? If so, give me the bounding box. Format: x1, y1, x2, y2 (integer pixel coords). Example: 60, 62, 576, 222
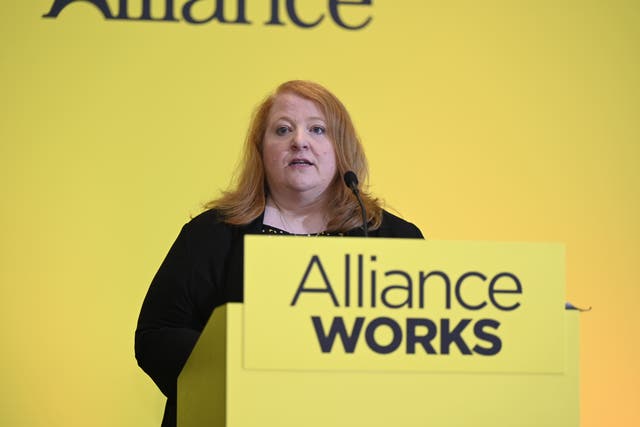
290, 129, 309, 150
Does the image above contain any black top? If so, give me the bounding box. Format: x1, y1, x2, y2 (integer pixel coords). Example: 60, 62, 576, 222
135, 209, 423, 427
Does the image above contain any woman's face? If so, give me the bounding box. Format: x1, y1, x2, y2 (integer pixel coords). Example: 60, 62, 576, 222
262, 92, 337, 202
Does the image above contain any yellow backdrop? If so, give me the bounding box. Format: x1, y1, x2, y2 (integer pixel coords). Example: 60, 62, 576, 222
1, 1, 638, 426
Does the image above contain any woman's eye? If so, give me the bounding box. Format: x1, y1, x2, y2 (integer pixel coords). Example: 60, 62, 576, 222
276, 126, 290, 136
310, 125, 325, 135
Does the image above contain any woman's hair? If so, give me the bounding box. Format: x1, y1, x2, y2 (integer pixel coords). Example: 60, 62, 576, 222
205, 80, 383, 232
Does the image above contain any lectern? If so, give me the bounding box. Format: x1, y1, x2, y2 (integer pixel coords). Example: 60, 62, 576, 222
178, 237, 579, 426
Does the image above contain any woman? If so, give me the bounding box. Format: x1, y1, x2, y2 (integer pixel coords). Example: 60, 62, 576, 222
135, 80, 423, 427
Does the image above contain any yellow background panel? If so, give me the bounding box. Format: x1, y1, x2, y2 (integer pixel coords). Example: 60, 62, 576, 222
1, 1, 638, 426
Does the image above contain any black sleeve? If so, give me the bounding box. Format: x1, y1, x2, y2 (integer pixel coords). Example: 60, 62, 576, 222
135, 210, 246, 407
134, 223, 204, 400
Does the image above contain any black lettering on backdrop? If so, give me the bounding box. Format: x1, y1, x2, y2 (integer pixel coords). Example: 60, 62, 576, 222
440, 318, 472, 355
291, 253, 523, 312
312, 316, 503, 356
294, 253, 516, 357
472, 319, 502, 356
285, 0, 324, 28
312, 316, 363, 353
329, 0, 372, 30
291, 255, 340, 307
182, 0, 250, 24
406, 318, 437, 354
365, 317, 403, 354
489, 272, 522, 311
44, 0, 114, 18
138, 0, 178, 20
455, 272, 488, 311
43, 0, 374, 30
382, 270, 413, 308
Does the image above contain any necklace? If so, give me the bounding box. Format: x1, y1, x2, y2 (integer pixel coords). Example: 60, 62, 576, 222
262, 224, 332, 237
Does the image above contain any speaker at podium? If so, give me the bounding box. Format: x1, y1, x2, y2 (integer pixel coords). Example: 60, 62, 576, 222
178, 236, 579, 427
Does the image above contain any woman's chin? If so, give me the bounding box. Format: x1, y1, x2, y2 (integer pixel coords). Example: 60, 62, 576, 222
281, 181, 330, 199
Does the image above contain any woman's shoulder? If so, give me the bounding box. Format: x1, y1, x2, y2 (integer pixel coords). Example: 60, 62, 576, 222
173, 209, 237, 252
179, 208, 227, 235
187, 208, 227, 227
376, 209, 424, 239
182, 208, 262, 240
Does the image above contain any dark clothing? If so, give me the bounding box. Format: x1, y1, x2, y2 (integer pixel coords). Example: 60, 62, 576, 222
135, 209, 423, 427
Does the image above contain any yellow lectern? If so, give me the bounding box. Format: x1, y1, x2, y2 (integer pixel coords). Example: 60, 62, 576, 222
178, 237, 579, 427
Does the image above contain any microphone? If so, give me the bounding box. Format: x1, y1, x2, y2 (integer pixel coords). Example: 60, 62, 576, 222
565, 302, 592, 312
343, 171, 368, 237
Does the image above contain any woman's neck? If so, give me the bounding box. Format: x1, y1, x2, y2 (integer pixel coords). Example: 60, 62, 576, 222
264, 194, 329, 235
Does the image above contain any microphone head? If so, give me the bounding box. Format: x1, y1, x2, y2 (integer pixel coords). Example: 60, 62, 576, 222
343, 171, 359, 189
